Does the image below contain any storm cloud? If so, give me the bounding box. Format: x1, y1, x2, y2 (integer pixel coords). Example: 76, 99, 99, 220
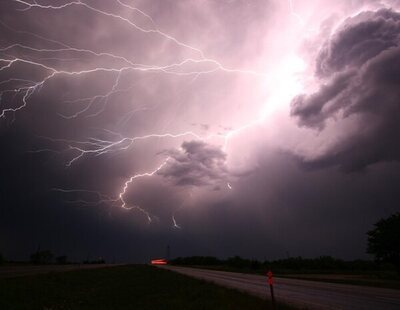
159, 141, 228, 187
291, 9, 400, 170
1, 0, 400, 263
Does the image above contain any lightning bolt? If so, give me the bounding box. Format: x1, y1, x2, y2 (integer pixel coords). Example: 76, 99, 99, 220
117, 158, 171, 222
288, 0, 305, 25
172, 215, 181, 229
1, 0, 305, 226
1, 1, 266, 120
51, 188, 118, 206
12, 0, 206, 57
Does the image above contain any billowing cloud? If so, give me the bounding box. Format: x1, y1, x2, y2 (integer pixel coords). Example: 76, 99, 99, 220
1, 0, 400, 263
159, 140, 228, 187
291, 9, 400, 170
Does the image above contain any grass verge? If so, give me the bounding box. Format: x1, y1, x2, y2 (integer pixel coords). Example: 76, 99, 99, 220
0, 264, 295, 310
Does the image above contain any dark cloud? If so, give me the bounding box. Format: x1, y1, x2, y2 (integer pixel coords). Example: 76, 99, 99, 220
316, 9, 400, 77
291, 70, 356, 128
159, 140, 228, 187
291, 9, 400, 170
1, 0, 400, 264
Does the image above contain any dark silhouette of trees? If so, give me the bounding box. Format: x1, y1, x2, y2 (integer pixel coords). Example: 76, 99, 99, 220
171, 255, 382, 272
30, 250, 53, 264
56, 255, 68, 264
83, 258, 106, 264
367, 213, 400, 272
0, 252, 4, 265
172, 256, 222, 266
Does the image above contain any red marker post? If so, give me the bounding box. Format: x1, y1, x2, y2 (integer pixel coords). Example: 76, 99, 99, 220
267, 270, 276, 308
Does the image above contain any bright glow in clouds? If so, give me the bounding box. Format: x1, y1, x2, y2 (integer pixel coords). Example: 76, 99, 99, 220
1, 0, 399, 228
260, 54, 306, 120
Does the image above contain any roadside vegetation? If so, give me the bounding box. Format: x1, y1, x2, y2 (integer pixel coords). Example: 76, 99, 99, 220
172, 255, 390, 273
172, 213, 400, 290
0, 265, 294, 310
171, 255, 397, 273
367, 212, 400, 274
171, 256, 400, 290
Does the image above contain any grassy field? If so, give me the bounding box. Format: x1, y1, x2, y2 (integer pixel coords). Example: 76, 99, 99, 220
0, 265, 294, 310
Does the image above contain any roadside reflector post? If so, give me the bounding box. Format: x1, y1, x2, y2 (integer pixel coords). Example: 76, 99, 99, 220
267, 270, 276, 308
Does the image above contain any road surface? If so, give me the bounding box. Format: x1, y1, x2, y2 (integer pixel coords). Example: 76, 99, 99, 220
0, 264, 117, 278
161, 266, 400, 310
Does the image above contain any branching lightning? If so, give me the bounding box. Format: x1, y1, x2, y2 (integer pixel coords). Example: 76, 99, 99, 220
1, 0, 307, 228
288, 0, 305, 25
118, 159, 170, 223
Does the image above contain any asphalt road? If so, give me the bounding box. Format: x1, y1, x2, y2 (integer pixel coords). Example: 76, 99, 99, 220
0, 264, 116, 278
161, 266, 400, 310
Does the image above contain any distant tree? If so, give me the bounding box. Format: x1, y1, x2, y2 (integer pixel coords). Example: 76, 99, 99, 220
83, 258, 106, 264
30, 250, 53, 264
226, 256, 250, 269
171, 256, 222, 266
250, 259, 261, 270
56, 255, 68, 265
0, 252, 4, 265
367, 213, 400, 272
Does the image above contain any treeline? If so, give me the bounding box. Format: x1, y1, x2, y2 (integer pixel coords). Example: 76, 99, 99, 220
29, 250, 106, 265
0, 250, 106, 265
171, 256, 394, 272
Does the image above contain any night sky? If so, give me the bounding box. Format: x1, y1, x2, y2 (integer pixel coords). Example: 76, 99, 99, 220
1, 0, 400, 263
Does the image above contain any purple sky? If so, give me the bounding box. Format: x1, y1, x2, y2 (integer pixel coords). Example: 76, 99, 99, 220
1, 0, 400, 262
